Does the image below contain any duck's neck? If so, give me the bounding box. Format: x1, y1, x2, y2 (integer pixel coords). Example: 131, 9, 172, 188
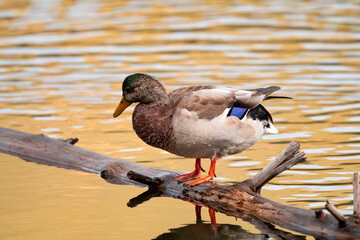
148, 93, 169, 106
133, 102, 175, 153
138, 81, 170, 106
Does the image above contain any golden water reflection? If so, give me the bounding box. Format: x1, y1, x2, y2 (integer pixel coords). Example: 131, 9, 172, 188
1, 0, 360, 239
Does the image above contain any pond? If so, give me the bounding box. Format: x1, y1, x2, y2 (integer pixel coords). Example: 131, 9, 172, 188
0, 0, 360, 239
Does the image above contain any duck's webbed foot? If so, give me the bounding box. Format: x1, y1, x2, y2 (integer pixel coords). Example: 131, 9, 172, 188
185, 175, 214, 186
186, 154, 217, 186
173, 158, 205, 182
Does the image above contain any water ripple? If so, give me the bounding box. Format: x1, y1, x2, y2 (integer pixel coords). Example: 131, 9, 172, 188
323, 126, 360, 133
263, 131, 313, 140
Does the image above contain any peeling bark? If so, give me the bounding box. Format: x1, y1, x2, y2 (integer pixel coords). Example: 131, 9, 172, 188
1, 127, 360, 239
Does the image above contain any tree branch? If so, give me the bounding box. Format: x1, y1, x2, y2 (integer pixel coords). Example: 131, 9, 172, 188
1, 127, 360, 239
325, 200, 347, 228
354, 173, 360, 219
238, 140, 305, 194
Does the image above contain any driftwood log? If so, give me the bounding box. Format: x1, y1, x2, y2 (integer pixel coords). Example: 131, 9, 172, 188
1, 127, 360, 239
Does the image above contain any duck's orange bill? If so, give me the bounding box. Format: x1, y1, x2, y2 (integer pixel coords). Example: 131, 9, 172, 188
113, 97, 132, 118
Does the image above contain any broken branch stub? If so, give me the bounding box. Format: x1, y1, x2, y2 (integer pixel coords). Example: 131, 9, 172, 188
237, 140, 306, 195
353, 172, 360, 221
325, 200, 347, 228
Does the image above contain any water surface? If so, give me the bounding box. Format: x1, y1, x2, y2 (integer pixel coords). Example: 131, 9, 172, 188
1, 0, 360, 239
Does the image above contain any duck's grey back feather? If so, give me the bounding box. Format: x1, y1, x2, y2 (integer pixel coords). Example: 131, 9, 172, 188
170, 85, 280, 120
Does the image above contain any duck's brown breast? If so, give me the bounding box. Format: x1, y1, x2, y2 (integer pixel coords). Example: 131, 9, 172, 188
132, 104, 176, 153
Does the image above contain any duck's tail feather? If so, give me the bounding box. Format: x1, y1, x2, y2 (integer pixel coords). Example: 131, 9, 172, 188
249, 86, 280, 98
265, 96, 292, 100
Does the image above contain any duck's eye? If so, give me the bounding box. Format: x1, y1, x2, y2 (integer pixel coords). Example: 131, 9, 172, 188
125, 87, 134, 94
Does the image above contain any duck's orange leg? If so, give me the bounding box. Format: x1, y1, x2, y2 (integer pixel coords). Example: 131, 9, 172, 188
186, 154, 217, 186
209, 208, 217, 231
195, 205, 217, 230
173, 158, 205, 182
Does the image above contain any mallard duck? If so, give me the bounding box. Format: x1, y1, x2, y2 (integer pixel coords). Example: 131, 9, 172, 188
113, 73, 286, 186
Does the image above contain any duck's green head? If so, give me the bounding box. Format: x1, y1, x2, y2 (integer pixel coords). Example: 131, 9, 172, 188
122, 73, 143, 90
113, 73, 167, 118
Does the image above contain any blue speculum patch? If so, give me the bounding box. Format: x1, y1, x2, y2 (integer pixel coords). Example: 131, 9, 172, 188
227, 107, 248, 120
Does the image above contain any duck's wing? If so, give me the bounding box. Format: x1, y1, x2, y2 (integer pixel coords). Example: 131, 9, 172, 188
170, 86, 280, 120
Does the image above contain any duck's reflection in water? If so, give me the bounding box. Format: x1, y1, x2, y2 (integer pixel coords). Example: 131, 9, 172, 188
155, 222, 264, 240
154, 206, 306, 240
126, 187, 306, 240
